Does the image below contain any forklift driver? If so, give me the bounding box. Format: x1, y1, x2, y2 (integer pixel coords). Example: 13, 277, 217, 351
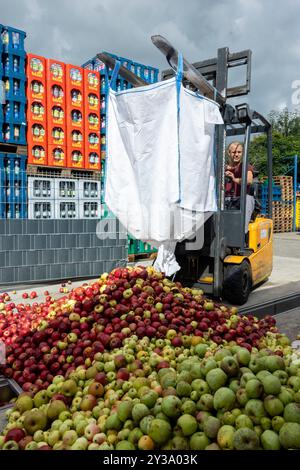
225, 141, 255, 234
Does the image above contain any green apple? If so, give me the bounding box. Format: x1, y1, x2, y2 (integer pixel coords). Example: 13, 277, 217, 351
70, 437, 89, 450
63, 430, 78, 446
217, 425, 235, 449
189, 432, 210, 450
233, 428, 259, 450
24, 409, 47, 434
261, 430, 281, 450
148, 419, 171, 445
177, 414, 198, 437
15, 394, 34, 413
33, 430, 45, 442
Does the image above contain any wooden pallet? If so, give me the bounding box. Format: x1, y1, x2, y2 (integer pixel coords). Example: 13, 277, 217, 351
128, 252, 157, 262
0, 142, 27, 155
26, 164, 101, 180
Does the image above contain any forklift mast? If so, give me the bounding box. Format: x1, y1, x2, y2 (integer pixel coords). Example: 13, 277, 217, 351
98, 36, 273, 299
156, 37, 272, 298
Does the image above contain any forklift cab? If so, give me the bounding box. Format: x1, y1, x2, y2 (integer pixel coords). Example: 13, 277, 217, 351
159, 45, 273, 305
99, 36, 273, 305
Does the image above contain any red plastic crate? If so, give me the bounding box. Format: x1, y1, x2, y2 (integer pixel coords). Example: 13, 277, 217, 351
83, 69, 100, 170
26, 53, 46, 102
46, 59, 67, 147
27, 116, 47, 146
26, 54, 48, 165
66, 64, 84, 112
28, 141, 48, 166
48, 144, 67, 167
65, 64, 85, 169
83, 69, 100, 101
66, 146, 85, 169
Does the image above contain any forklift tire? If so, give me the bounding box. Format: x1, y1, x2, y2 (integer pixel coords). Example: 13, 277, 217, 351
223, 260, 252, 305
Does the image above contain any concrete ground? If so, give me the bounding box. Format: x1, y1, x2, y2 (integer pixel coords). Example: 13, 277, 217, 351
237, 232, 300, 340
273, 307, 300, 341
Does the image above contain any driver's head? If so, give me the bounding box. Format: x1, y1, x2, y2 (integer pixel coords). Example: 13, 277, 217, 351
227, 142, 243, 165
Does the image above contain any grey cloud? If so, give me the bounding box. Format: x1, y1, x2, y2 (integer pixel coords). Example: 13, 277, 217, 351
1, 0, 299, 115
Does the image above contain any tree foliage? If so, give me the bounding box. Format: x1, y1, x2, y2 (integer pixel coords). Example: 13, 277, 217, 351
248, 108, 300, 179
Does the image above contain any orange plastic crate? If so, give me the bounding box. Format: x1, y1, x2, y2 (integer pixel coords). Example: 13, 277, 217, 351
48, 144, 67, 167
84, 144, 100, 171
27, 116, 47, 146
66, 146, 85, 169
65, 64, 85, 168
26, 53, 47, 96
83, 69, 100, 170
46, 59, 67, 148
66, 64, 84, 112
26, 54, 48, 165
28, 141, 48, 166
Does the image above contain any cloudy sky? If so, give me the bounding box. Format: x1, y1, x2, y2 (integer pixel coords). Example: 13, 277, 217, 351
1, 0, 300, 116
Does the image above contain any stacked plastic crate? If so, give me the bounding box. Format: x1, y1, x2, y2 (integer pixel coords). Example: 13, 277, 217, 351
54, 177, 79, 219
259, 177, 294, 233
46, 58, 67, 167
0, 25, 27, 146
0, 25, 27, 219
26, 57, 102, 219
79, 178, 101, 219
258, 182, 282, 214
28, 175, 55, 219
83, 69, 100, 171
82, 52, 159, 256
0, 153, 27, 218
27, 53, 47, 165
65, 64, 85, 169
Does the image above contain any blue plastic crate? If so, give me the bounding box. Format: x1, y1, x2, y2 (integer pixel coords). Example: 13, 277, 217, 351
1, 121, 26, 145
2, 52, 26, 80
92, 56, 106, 73
2, 76, 26, 103
6, 154, 27, 218
2, 100, 26, 124
81, 59, 94, 70
0, 153, 6, 218
83, 52, 159, 86
0, 40, 3, 76
102, 52, 159, 85
0, 25, 26, 56
0, 153, 27, 218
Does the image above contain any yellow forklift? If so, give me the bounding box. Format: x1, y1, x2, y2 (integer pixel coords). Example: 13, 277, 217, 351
99, 36, 273, 305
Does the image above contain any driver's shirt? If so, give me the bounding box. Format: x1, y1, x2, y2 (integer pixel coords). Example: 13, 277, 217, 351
225, 163, 254, 196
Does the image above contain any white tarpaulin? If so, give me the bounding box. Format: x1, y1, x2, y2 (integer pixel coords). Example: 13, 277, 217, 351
105, 55, 223, 275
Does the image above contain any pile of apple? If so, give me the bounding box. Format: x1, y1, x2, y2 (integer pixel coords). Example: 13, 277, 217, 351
0, 293, 71, 345
0, 267, 280, 394
1, 335, 300, 451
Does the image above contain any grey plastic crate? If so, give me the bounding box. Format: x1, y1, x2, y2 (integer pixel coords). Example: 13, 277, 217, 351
0, 252, 5, 265
41, 250, 55, 264
0, 219, 127, 285
55, 249, 70, 263
64, 263, 79, 278
71, 248, 84, 262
